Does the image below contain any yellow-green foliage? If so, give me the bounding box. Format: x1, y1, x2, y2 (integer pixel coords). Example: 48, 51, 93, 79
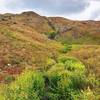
1, 70, 44, 100
57, 55, 85, 72
0, 63, 98, 100
45, 31, 57, 39
60, 44, 72, 53
45, 56, 98, 100
67, 45, 100, 78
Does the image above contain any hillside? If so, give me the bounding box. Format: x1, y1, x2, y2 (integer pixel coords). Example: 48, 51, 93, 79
0, 11, 65, 82
0, 11, 100, 44
48, 17, 100, 44
0, 11, 100, 100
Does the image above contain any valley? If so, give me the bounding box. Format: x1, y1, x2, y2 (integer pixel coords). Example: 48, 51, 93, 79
0, 11, 100, 100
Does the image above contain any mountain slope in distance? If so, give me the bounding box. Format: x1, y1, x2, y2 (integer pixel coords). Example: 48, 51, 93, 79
0, 11, 100, 44
0, 11, 100, 83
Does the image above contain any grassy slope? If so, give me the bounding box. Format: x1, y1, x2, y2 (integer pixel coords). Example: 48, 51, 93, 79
67, 45, 100, 78
0, 11, 99, 99
0, 23, 63, 82
48, 17, 100, 44
0, 11, 99, 81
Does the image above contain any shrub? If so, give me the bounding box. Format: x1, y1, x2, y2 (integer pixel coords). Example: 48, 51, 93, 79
86, 74, 99, 89
46, 56, 97, 100
57, 55, 69, 64
46, 31, 57, 39
0, 56, 98, 100
46, 70, 86, 100
4, 70, 45, 100
65, 57, 85, 72
58, 56, 85, 72
44, 58, 56, 71
80, 88, 96, 100
4, 75, 15, 83
60, 44, 72, 53
69, 72, 87, 90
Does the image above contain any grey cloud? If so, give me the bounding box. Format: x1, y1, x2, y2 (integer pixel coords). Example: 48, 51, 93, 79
89, 9, 100, 20
6, 0, 90, 15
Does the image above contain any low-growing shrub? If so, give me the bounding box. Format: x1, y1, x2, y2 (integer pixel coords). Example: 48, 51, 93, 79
46, 56, 98, 100
0, 56, 98, 100
57, 56, 85, 72
60, 44, 72, 53
3, 70, 45, 100
4, 75, 15, 83
47, 70, 86, 100
45, 31, 57, 39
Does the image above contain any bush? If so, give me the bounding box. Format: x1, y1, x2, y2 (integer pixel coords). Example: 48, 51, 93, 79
58, 56, 85, 72
46, 56, 98, 100
69, 72, 87, 90
80, 88, 96, 100
60, 44, 72, 53
44, 58, 56, 71
46, 70, 87, 100
4, 75, 15, 83
65, 58, 85, 72
46, 31, 57, 39
4, 70, 45, 100
0, 56, 98, 100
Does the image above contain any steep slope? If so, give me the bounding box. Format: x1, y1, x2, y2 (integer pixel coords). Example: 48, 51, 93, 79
0, 12, 63, 82
0, 11, 100, 83
0, 11, 54, 34
0, 11, 100, 44
48, 17, 100, 44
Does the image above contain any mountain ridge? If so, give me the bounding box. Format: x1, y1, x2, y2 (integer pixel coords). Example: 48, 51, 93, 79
0, 11, 100, 44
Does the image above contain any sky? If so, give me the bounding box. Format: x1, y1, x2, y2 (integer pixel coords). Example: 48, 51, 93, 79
0, 0, 100, 20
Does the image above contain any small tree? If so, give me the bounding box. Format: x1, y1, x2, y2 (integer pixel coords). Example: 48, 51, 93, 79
4, 70, 45, 100
47, 31, 57, 39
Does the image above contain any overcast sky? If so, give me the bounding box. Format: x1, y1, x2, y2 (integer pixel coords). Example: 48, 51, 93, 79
0, 0, 100, 20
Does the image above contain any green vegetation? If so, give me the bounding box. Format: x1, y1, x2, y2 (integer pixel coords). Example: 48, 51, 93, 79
60, 44, 72, 53
0, 29, 99, 99
45, 31, 57, 39
57, 33, 100, 45
0, 12, 100, 100
0, 55, 99, 100
0, 70, 44, 100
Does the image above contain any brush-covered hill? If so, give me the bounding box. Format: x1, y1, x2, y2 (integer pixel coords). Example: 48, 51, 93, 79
0, 11, 100, 80
0, 11, 100, 44
0, 11, 100, 100
0, 11, 100, 81
0, 11, 64, 82
48, 17, 100, 44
